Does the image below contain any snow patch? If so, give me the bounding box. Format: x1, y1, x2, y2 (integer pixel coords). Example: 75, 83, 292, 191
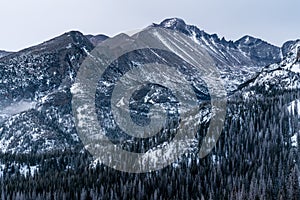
0, 100, 36, 122
191, 30, 200, 45
288, 100, 300, 116
291, 134, 298, 147
290, 63, 300, 73
288, 100, 300, 147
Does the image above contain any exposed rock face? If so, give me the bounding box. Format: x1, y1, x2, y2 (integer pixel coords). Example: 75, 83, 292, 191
0, 31, 94, 153
236, 40, 300, 97
0, 18, 298, 154
154, 18, 282, 91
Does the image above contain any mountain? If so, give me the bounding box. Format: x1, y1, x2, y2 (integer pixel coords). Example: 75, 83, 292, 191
0, 18, 299, 199
0, 31, 94, 153
156, 18, 281, 67
235, 40, 300, 98
153, 18, 282, 91
0, 17, 297, 155
234, 35, 282, 66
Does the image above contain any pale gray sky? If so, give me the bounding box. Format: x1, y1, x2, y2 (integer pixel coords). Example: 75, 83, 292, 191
0, 0, 299, 51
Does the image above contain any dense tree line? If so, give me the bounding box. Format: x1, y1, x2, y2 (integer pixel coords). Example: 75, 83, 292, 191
0, 90, 299, 199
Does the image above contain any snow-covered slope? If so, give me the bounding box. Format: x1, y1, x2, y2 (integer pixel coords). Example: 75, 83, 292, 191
0, 31, 93, 153
0, 18, 298, 155
153, 18, 281, 91
237, 40, 300, 97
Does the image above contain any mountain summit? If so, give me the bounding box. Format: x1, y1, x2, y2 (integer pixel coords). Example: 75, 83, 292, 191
0, 18, 298, 154
153, 18, 282, 91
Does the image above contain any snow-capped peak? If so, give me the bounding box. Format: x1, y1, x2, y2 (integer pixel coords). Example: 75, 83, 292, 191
159, 18, 187, 29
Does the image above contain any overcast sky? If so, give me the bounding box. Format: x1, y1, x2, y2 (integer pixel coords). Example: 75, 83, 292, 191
1, 0, 299, 51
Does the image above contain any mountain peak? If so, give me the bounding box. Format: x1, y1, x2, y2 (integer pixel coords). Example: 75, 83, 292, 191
159, 18, 187, 28
5, 30, 94, 58
154, 18, 192, 35
235, 35, 262, 46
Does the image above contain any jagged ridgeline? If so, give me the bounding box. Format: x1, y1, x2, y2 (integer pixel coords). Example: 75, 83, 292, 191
0, 18, 299, 199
